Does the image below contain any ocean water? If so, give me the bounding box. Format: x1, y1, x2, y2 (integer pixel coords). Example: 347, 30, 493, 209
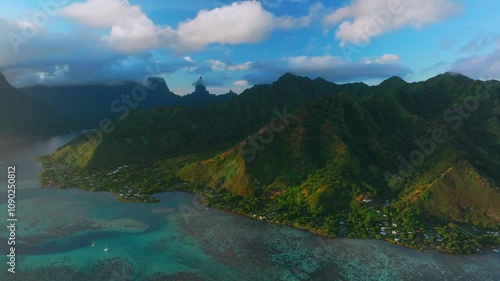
0, 135, 499, 281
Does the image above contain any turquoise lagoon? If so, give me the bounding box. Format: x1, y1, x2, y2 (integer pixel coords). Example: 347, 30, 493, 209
0, 135, 499, 280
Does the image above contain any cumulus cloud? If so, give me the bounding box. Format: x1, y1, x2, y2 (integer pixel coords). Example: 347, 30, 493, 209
206, 60, 252, 71
243, 55, 411, 84
176, 1, 275, 50
60, 0, 315, 52
60, 0, 176, 52
60, 0, 138, 28
323, 0, 460, 46
0, 16, 188, 87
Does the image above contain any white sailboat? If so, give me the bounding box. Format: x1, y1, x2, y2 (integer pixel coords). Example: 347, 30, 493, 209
91, 241, 95, 247
104, 243, 109, 252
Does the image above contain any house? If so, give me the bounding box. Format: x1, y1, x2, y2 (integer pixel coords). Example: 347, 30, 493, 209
392, 223, 398, 227
392, 230, 397, 235
380, 231, 387, 236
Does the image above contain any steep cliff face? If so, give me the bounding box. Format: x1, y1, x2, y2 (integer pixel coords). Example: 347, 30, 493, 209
0, 73, 56, 138
20, 75, 237, 131
194, 76, 209, 95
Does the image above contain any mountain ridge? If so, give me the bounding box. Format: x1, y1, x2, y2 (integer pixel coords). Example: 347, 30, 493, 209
36, 72, 500, 254
16, 75, 237, 132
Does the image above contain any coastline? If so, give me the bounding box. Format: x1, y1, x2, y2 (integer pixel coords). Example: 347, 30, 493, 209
34, 152, 500, 257
175, 191, 499, 256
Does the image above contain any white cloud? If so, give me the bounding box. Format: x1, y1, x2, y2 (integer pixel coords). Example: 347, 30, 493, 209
364, 54, 400, 64
61, 0, 316, 52
0, 15, 188, 87
206, 60, 252, 71
233, 80, 250, 87
61, 0, 175, 52
323, 0, 460, 46
275, 2, 324, 29
176, 1, 276, 50
459, 34, 499, 53
183, 56, 195, 63
60, 0, 138, 28
32, 65, 70, 84
228, 61, 252, 71
206, 60, 227, 71
183, 56, 198, 71
452, 47, 500, 80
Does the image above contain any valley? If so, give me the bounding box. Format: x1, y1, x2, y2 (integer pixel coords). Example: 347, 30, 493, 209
35, 73, 500, 254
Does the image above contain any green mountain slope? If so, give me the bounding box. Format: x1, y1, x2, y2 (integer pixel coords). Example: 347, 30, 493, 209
21, 76, 238, 131
41, 73, 373, 170
179, 88, 500, 226
38, 73, 500, 253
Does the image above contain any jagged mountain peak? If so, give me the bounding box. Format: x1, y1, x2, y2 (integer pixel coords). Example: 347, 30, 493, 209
193, 76, 209, 95
380, 76, 407, 85
147, 77, 172, 93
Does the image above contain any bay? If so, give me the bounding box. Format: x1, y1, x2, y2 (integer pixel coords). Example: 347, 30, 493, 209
0, 135, 498, 280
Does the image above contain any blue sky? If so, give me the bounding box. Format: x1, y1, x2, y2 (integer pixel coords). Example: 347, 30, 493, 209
0, 0, 499, 95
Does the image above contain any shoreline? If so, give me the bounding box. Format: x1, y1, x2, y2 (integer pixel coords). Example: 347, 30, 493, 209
36, 181, 500, 256
166, 191, 499, 256
36, 161, 499, 257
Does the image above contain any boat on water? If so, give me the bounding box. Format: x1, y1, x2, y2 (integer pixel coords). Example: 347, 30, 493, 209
91, 241, 95, 247
104, 243, 109, 252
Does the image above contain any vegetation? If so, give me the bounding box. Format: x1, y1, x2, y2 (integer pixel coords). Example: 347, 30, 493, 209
37, 72, 500, 254
20, 76, 237, 132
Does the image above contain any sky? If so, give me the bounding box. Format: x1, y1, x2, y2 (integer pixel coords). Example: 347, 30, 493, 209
0, 0, 499, 95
